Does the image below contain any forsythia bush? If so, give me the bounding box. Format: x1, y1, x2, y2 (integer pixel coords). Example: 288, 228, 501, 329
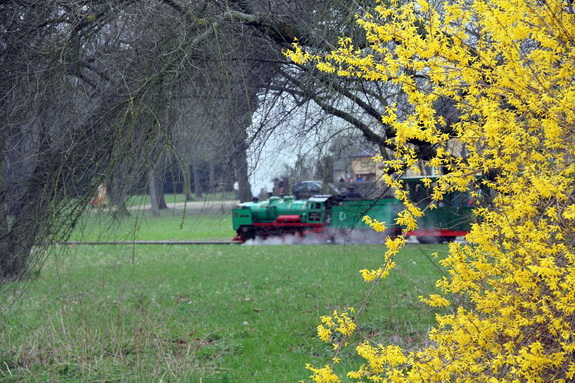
287, 0, 575, 381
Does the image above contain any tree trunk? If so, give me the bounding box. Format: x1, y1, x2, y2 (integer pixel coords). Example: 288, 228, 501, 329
183, 162, 193, 201
208, 161, 216, 192
157, 182, 167, 209
0, 142, 24, 280
148, 156, 168, 216
192, 160, 203, 199
148, 166, 161, 217
108, 168, 131, 217
322, 156, 332, 194
0, 141, 10, 269
235, 150, 252, 202
1, 127, 52, 279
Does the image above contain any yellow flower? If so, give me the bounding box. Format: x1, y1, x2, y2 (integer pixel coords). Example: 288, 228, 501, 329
287, 0, 575, 380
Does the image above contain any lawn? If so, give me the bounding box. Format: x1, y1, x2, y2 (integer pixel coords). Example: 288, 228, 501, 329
124, 193, 236, 208
0, 202, 449, 382
73, 200, 237, 242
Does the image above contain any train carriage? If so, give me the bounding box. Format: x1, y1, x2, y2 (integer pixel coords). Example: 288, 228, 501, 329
329, 198, 403, 242
402, 177, 478, 243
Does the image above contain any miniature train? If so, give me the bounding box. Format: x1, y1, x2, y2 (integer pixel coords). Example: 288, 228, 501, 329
232, 177, 478, 244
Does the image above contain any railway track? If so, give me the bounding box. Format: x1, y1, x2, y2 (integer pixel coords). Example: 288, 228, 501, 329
60, 240, 240, 245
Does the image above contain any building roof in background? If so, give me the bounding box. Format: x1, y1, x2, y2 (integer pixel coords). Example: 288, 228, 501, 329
349, 149, 377, 158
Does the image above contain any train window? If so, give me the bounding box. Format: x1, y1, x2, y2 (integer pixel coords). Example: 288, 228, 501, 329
451, 192, 467, 207
451, 191, 481, 207
411, 184, 429, 204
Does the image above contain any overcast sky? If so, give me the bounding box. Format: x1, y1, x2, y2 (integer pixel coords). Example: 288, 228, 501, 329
247, 97, 343, 196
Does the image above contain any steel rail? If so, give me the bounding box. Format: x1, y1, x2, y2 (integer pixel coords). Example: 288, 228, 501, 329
60, 240, 240, 245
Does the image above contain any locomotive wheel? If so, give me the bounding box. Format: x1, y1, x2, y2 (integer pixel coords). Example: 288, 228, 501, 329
416, 236, 442, 244
441, 236, 456, 243
239, 225, 256, 240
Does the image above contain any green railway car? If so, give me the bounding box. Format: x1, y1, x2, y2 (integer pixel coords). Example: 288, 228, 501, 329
403, 177, 481, 243
330, 198, 403, 240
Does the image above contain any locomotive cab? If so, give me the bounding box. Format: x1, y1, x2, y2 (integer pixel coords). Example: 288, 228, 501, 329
303, 196, 332, 224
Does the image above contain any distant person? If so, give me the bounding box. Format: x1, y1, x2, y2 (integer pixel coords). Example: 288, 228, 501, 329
267, 180, 274, 198
259, 187, 268, 201
233, 181, 239, 200
338, 177, 346, 193
93, 181, 107, 209
345, 187, 362, 199
273, 178, 280, 196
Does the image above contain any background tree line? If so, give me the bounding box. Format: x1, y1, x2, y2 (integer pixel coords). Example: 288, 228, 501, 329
1, 0, 445, 280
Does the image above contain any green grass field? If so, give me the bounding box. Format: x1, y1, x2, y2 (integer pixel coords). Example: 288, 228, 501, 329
123, 192, 237, 208
73, 197, 237, 242
0, 202, 449, 382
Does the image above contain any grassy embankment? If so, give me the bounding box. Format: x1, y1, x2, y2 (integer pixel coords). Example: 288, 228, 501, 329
1, 197, 448, 382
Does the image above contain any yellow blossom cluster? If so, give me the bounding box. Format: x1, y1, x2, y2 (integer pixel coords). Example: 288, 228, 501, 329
288, 0, 575, 381
316, 308, 357, 345
362, 216, 387, 233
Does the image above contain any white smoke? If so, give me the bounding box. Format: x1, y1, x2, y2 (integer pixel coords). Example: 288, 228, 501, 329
243, 229, 389, 246
242, 230, 467, 246
243, 232, 327, 246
